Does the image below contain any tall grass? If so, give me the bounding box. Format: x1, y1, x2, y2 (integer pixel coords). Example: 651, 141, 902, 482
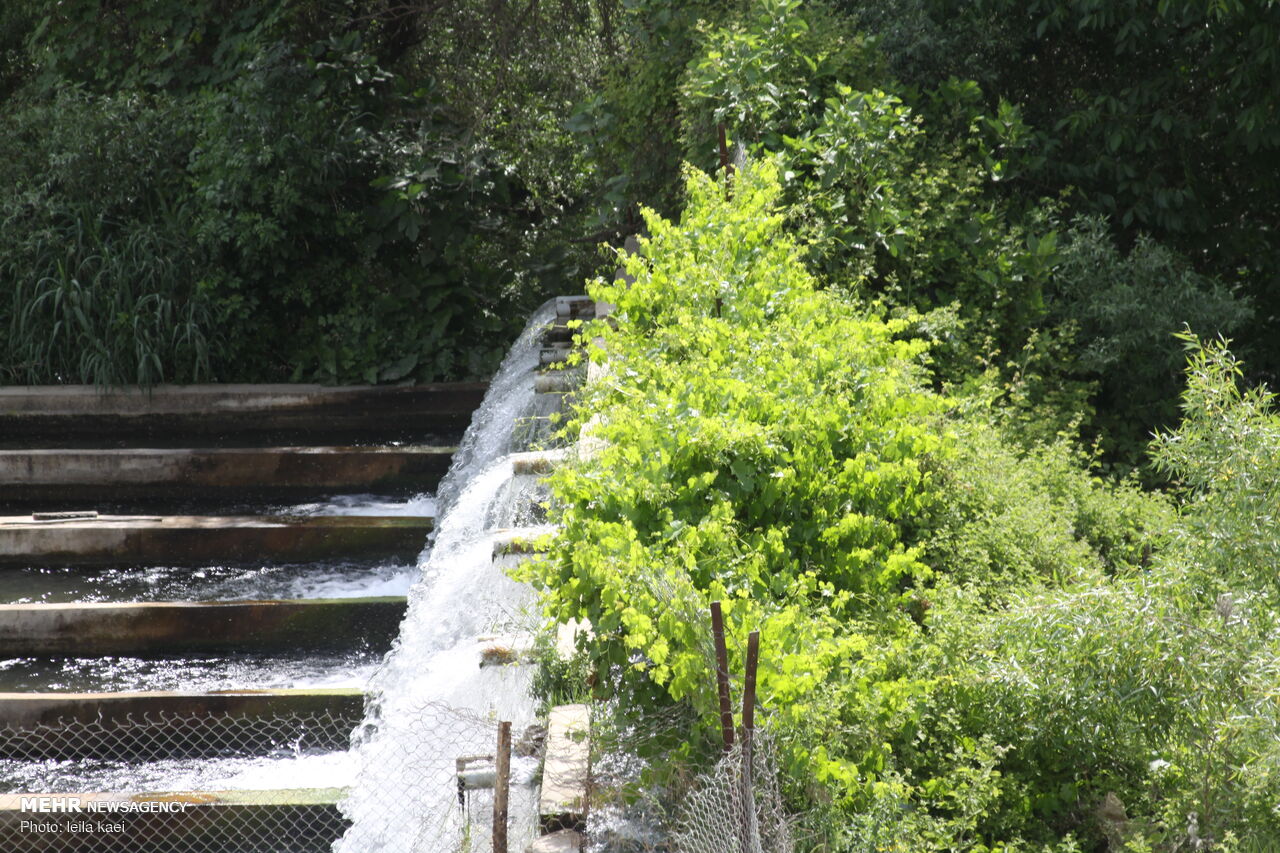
5, 214, 215, 387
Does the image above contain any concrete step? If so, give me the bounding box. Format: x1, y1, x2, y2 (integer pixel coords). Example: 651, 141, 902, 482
533, 369, 584, 395
554, 295, 594, 320
510, 449, 569, 477
0, 788, 349, 853
0, 446, 453, 506
539, 704, 590, 832
0, 514, 432, 567
0, 382, 487, 447
0, 597, 407, 656
492, 528, 554, 559
0, 689, 365, 759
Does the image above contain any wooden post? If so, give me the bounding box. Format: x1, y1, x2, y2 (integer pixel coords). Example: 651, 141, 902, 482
493, 721, 512, 853
710, 601, 735, 752
741, 630, 760, 853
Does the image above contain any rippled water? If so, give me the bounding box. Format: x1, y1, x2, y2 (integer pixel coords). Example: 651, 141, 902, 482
0, 652, 383, 693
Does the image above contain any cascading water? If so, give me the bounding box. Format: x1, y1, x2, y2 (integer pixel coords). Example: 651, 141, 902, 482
338, 300, 561, 852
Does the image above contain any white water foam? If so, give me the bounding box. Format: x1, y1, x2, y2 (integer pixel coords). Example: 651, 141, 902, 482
336, 301, 559, 852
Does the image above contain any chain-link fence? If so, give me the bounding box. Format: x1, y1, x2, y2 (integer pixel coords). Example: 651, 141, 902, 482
582, 706, 797, 853
669, 730, 793, 853
338, 700, 543, 853
0, 707, 355, 853
0, 700, 543, 853
0, 710, 359, 765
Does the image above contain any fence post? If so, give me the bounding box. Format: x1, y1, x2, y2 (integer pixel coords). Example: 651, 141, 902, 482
741, 630, 760, 853
494, 720, 512, 853
710, 601, 735, 752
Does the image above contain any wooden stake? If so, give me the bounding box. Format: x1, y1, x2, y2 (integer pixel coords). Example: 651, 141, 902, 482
742, 630, 759, 739
741, 630, 761, 853
711, 601, 735, 752
493, 720, 512, 853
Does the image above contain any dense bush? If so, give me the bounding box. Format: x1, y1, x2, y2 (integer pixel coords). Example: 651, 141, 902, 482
833, 0, 1280, 382
530, 163, 947, 712
0, 0, 607, 385
525, 166, 1272, 849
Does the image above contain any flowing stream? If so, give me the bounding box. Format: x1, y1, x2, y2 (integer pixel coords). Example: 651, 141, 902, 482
0, 302, 560, 848
337, 300, 559, 852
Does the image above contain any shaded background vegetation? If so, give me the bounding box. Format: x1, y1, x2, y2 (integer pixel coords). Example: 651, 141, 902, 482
0, 0, 613, 385
6, 0, 1272, 470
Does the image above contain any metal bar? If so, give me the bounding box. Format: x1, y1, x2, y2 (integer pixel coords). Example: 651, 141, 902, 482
710, 601, 735, 751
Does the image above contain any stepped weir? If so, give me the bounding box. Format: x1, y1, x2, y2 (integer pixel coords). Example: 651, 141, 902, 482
0, 297, 593, 852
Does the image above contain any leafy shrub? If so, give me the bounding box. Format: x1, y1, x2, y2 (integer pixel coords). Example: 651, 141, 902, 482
678, 0, 879, 161
1047, 218, 1253, 463
1, 0, 603, 386
1152, 335, 1280, 599
921, 414, 1169, 595
0, 88, 213, 385
527, 161, 948, 759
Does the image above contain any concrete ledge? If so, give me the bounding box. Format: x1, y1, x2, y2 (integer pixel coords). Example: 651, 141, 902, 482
511, 449, 568, 477
0, 597, 407, 656
0, 789, 349, 853
554, 296, 594, 319
527, 828, 584, 852
0, 515, 432, 567
492, 528, 552, 558
0, 382, 486, 446
0, 447, 453, 505
539, 704, 590, 831
0, 690, 365, 759
533, 370, 584, 395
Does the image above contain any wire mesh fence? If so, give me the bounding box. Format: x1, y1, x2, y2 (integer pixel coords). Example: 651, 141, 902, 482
581, 703, 797, 853
338, 700, 543, 853
0, 701, 542, 853
0, 709, 359, 764
669, 730, 793, 853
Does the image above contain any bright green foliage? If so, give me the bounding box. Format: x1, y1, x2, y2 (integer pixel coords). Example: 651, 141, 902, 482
1152, 335, 1280, 597
526, 165, 1210, 848
921, 415, 1169, 595
527, 161, 947, 761
527, 165, 1280, 848
579, 0, 1263, 458
679, 0, 879, 159
785, 85, 1053, 357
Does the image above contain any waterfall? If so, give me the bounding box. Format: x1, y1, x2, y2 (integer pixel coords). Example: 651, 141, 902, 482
337, 300, 560, 852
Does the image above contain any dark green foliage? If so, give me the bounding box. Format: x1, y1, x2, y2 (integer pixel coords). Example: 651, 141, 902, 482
0, 89, 211, 385
838, 0, 1280, 381
1047, 217, 1254, 462
1, 0, 608, 386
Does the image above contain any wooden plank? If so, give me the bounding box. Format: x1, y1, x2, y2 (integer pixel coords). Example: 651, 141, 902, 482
0, 515, 432, 567
0, 597, 407, 656
0, 446, 453, 504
